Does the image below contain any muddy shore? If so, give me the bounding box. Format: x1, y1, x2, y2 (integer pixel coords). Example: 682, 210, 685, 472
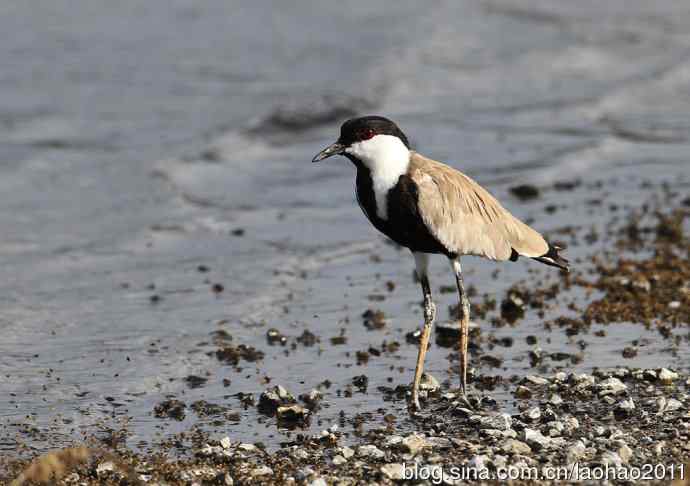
3, 181, 688, 485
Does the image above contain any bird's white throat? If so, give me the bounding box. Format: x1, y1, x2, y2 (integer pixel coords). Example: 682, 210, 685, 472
346, 134, 410, 220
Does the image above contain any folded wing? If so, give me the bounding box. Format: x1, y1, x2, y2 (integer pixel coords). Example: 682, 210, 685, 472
409, 152, 549, 261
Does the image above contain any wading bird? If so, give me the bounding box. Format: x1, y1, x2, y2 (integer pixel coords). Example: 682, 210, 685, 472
313, 116, 568, 410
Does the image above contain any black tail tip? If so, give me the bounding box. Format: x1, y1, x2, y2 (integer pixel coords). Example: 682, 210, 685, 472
533, 243, 569, 272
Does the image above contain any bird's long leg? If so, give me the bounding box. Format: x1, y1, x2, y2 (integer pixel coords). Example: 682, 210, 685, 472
411, 253, 435, 411
451, 258, 470, 399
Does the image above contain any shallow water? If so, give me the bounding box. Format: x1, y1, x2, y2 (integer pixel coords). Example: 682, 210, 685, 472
1, 1, 689, 454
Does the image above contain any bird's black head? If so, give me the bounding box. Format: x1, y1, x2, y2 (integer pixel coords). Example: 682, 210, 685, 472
312, 116, 410, 163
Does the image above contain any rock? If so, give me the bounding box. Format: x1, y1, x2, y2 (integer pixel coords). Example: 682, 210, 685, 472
276, 404, 310, 423
308, 478, 327, 486
419, 373, 440, 393
340, 446, 355, 459
426, 437, 453, 449
547, 421, 564, 437
566, 440, 586, 463
266, 328, 287, 345
383, 435, 403, 448
522, 407, 541, 422
665, 398, 683, 412
380, 463, 405, 480
616, 398, 635, 416
548, 394, 564, 406
332, 455, 347, 466
553, 371, 568, 382
219, 436, 232, 449
619, 444, 633, 463
502, 439, 531, 455
510, 184, 540, 201
357, 444, 385, 459
96, 461, 115, 476
598, 377, 627, 396
479, 413, 512, 431
402, 433, 431, 455
655, 441, 665, 455
521, 429, 550, 451
483, 428, 517, 439
238, 443, 257, 452
258, 385, 295, 414
291, 447, 310, 460
524, 375, 549, 386
501, 293, 526, 322
154, 399, 186, 421
573, 373, 596, 387
564, 416, 580, 434
598, 451, 622, 468
658, 368, 678, 384
251, 466, 273, 477
300, 389, 323, 409
468, 455, 489, 470
514, 385, 532, 399
362, 309, 386, 329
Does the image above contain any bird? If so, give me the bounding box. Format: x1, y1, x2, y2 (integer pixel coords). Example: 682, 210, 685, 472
312, 116, 568, 410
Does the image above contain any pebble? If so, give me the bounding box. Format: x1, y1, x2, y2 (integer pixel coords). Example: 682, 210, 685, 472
514, 385, 532, 399
598, 451, 622, 467
521, 429, 550, 451
258, 385, 296, 413
566, 440, 586, 463
357, 444, 385, 459
419, 373, 440, 393
478, 413, 512, 431
546, 421, 564, 437
548, 394, 564, 406
251, 466, 273, 477
276, 404, 310, 423
658, 368, 679, 384
564, 416, 580, 434
468, 454, 489, 470
332, 455, 347, 466
616, 398, 635, 414
598, 377, 627, 396
402, 433, 431, 455
308, 478, 327, 486
553, 371, 567, 382
380, 463, 405, 480
524, 375, 549, 386
219, 436, 232, 449
300, 389, 323, 409
96, 461, 115, 476
522, 406, 541, 422
619, 444, 633, 463
502, 439, 531, 455
340, 446, 355, 459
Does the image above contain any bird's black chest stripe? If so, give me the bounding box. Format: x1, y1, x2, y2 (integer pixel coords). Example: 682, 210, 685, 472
355, 168, 449, 255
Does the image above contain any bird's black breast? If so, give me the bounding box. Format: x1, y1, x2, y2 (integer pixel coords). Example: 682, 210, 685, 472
355, 168, 450, 256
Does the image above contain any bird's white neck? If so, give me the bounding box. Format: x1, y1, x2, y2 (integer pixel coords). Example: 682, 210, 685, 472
346, 134, 410, 220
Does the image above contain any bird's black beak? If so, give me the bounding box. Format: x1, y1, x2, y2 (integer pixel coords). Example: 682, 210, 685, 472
312, 141, 345, 163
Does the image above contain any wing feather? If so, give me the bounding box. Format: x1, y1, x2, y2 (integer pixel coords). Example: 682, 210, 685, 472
409, 152, 548, 260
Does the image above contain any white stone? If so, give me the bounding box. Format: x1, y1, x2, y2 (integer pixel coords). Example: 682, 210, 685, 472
380, 463, 405, 480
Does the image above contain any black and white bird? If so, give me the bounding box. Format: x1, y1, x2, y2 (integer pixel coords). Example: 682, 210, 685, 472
313, 116, 568, 410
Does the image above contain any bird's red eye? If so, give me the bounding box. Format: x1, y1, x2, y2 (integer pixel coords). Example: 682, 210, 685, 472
359, 128, 375, 140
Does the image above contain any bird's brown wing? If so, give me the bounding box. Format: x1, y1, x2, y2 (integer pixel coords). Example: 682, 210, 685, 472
408, 152, 549, 261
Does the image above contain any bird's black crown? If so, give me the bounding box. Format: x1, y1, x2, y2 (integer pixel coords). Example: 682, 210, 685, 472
338, 116, 410, 148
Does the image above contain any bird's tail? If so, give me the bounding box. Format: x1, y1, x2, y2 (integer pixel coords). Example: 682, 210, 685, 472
532, 243, 569, 271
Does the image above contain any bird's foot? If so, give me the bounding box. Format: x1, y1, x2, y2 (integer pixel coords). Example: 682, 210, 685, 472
458, 392, 475, 411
